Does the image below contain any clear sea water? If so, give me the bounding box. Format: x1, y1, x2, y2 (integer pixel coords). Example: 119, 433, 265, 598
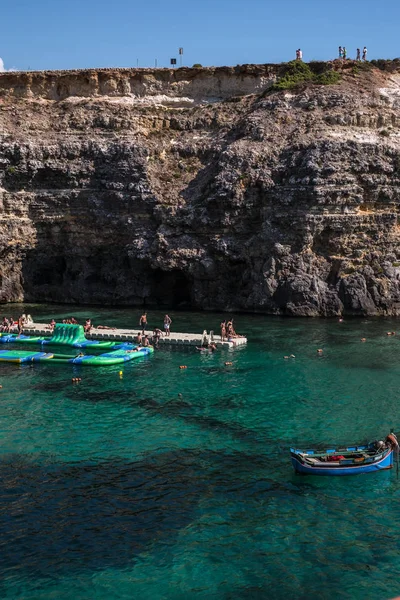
1, 304, 400, 599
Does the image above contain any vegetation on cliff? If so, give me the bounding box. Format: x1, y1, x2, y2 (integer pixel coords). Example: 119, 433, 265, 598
272, 60, 341, 90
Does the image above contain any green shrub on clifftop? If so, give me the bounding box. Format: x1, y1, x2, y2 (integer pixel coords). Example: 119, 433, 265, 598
315, 70, 341, 85
273, 61, 341, 90
273, 61, 314, 90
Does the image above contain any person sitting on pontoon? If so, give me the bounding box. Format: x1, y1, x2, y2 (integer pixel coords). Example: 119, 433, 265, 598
17, 315, 25, 336
153, 328, 163, 348
1, 317, 9, 332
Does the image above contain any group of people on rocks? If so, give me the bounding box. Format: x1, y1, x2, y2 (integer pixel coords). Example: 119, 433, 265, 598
339, 46, 367, 61
295, 46, 368, 61
1, 314, 33, 335
295, 49, 303, 61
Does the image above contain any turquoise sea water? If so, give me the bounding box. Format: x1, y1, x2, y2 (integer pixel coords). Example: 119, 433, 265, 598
1, 305, 400, 599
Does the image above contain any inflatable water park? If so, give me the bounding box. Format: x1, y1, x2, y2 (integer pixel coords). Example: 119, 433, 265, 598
0, 323, 124, 349
0, 324, 153, 366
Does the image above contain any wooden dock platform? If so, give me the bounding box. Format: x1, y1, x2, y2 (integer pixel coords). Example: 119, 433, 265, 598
22, 323, 247, 349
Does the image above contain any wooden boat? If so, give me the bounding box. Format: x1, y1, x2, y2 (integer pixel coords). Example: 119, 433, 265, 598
290, 433, 399, 476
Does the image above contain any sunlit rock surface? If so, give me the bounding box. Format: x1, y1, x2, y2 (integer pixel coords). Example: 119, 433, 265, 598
1, 62, 400, 315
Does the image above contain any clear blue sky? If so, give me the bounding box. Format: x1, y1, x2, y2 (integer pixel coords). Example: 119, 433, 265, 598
1, 0, 399, 71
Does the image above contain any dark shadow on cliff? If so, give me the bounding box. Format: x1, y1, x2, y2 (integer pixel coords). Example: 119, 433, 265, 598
149, 268, 193, 307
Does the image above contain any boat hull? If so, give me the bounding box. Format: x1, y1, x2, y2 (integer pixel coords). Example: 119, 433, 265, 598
291, 448, 394, 476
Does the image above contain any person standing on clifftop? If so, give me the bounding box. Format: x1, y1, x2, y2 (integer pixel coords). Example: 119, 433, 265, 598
298, 49, 303, 61
362, 46, 367, 61
356, 48, 361, 61
342, 47, 347, 60
338, 46, 343, 59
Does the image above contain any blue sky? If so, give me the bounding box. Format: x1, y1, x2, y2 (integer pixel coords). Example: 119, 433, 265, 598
1, 0, 399, 71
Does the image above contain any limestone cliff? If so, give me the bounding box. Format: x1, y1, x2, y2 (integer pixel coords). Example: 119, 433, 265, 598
1, 61, 400, 315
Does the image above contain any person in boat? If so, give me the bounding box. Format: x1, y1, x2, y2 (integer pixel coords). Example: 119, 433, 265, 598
142, 335, 150, 347
163, 314, 172, 337
386, 432, 399, 448
136, 331, 143, 345
84, 319, 92, 334
26, 314, 33, 325
96, 325, 117, 330
139, 312, 147, 334
8, 318, 15, 333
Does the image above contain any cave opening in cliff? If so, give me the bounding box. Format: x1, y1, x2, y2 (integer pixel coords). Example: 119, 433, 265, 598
150, 269, 192, 308
30, 255, 67, 287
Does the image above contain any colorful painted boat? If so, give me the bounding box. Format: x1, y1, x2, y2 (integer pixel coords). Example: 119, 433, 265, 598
290, 433, 399, 476
0, 324, 133, 350
0, 346, 153, 366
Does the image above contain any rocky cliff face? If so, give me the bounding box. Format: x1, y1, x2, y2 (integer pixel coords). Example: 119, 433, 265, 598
1, 62, 400, 315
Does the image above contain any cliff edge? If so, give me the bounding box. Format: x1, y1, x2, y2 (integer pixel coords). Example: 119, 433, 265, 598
1, 61, 400, 315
